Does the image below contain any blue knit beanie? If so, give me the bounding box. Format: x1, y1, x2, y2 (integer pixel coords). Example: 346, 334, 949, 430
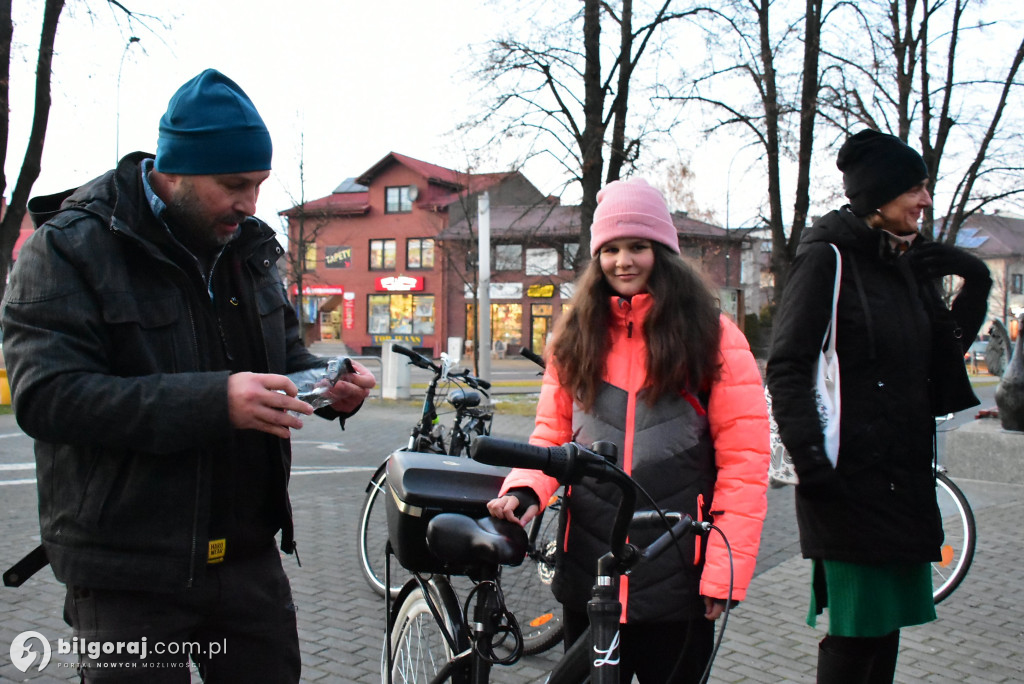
155, 69, 272, 174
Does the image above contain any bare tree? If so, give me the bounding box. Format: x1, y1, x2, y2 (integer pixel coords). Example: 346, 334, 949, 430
820, 0, 1024, 243
0, 1, 156, 303
667, 0, 834, 298
464, 0, 703, 270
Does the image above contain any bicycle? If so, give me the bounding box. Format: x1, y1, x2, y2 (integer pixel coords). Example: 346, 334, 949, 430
359, 345, 493, 597
358, 346, 564, 655
382, 436, 731, 684
932, 413, 977, 604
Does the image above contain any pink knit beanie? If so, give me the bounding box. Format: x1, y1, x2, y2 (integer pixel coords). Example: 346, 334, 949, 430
590, 178, 680, 256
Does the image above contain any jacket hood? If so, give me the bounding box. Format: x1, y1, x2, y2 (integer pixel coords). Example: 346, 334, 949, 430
798, 206, 891, 259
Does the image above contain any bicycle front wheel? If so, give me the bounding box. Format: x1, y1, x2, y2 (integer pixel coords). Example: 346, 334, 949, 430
358, 468, 404, 598
501, 495, 564, 655
387, 578, 469, 684
933, 471, 976, 604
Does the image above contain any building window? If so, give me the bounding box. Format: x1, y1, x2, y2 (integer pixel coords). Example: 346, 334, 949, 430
1012, 273, 1023, 295
563, 242, 579, 270
369, 239, 396, 270
465, 302, 523, 351
368, 294, 434, 335
303, 242, 317, 272
526, 248, 559, 276
407, 238, 435, 270
385, 186, 413, 214
495, 244, 523, 271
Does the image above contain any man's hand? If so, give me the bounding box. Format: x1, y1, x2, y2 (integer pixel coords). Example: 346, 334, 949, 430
228, 372, 313, 439
324, 359, 377, 413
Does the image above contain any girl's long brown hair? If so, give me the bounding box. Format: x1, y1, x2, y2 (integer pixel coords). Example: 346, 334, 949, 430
549, 244, 721, 411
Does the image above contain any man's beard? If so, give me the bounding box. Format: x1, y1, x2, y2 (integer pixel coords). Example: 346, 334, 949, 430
164, 183, 245, 256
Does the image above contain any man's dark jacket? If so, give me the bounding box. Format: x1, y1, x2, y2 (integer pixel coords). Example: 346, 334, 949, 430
1, 152, 325, 591
765, 207, 990, 563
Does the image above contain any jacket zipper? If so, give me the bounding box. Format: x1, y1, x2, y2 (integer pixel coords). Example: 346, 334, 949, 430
694, 493, 706, 566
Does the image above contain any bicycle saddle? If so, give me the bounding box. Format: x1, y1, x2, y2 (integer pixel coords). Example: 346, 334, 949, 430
426, 514, 528, 568
447, 388, 482, 410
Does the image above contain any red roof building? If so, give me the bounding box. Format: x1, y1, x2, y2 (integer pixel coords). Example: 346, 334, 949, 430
281, 152, 761, 359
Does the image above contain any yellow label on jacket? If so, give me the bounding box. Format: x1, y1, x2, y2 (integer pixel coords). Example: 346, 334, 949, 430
207, 539, 226, 564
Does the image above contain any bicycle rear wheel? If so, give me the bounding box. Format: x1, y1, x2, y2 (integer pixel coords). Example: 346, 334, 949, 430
933, 471, 976, 604
386, 578, 469, 684
358, 468, 405, 598
500, 494, 564, 655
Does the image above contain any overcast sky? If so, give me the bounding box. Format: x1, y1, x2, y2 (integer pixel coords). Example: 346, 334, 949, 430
7, 0, 526, 231
7, 1, 1021, 237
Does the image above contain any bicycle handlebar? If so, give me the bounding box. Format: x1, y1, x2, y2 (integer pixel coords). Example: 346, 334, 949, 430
391, 344, 491, 391
469, 436, 621, 485
518, 346, 545, 369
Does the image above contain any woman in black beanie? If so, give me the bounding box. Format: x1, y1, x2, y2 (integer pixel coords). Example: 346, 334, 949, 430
766, 129, 992, 683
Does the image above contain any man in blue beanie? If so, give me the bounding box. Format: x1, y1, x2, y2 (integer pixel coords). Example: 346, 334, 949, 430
1, 69, 376, 682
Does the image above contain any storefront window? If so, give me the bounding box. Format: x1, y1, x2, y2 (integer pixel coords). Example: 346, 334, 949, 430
368, 294, 434, 335
465, 302, 522, 350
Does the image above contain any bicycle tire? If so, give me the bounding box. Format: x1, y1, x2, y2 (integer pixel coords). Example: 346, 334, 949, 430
358, 467, 405, 598
500, 496, 564, 655
933, 471, 976, 604
386, 578, 470, 684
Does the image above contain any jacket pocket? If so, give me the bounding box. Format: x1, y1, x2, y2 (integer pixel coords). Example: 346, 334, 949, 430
100, 292, 187, 374
255, 281, 289, 371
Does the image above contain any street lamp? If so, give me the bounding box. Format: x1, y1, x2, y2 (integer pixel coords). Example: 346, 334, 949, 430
116, 36, 141, 163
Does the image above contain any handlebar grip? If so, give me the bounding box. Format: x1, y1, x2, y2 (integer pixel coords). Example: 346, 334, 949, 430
392, 344, 434, 370
470, 436, 569, 478
475, 378, 492, 390
519, 347, 546, 369
641, 514, 697, 563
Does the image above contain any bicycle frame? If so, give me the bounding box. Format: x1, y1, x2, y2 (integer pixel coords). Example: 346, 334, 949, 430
383, 437, 720, 684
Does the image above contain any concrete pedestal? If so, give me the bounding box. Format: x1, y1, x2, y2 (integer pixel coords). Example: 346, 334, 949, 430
944, 418, 1024, 484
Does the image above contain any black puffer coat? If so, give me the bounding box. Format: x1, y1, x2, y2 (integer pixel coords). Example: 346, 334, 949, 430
766, 207, 990, 563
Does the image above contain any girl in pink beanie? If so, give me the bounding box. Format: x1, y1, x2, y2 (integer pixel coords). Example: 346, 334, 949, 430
489, 178, 769, 682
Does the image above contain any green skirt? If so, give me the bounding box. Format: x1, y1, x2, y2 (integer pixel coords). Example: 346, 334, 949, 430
807, 559, 936, 637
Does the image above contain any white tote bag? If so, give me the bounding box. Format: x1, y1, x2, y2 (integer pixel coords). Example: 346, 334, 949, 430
766, 243, 842, 487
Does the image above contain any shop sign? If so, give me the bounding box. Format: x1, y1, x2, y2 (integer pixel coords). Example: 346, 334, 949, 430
290, 284, 345, 296
375, 275, 424, 292
527, 284, 555, 298
463, 282, 524, 300
325, 246, 352, 268
372, 334, 423, 346
343, 296, 355, 330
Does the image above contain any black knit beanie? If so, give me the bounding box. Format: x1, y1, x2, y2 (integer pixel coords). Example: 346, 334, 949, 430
836, 129, 928, 216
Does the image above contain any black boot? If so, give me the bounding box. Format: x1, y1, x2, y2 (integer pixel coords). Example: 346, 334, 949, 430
816, 636, 873, 684
865, 630, 900, 684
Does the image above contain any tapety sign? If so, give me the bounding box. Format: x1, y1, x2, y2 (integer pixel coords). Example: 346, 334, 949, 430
325, 246, 352, 268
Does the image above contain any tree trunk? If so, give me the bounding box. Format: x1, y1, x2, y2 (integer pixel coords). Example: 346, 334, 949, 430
578, 0, 605, 270
0, 0, 64, 303
756, 0, 788, 301
789, 0, 823, 266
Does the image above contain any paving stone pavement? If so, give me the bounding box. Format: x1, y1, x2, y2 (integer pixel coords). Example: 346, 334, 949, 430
1, 398, 1022, 683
